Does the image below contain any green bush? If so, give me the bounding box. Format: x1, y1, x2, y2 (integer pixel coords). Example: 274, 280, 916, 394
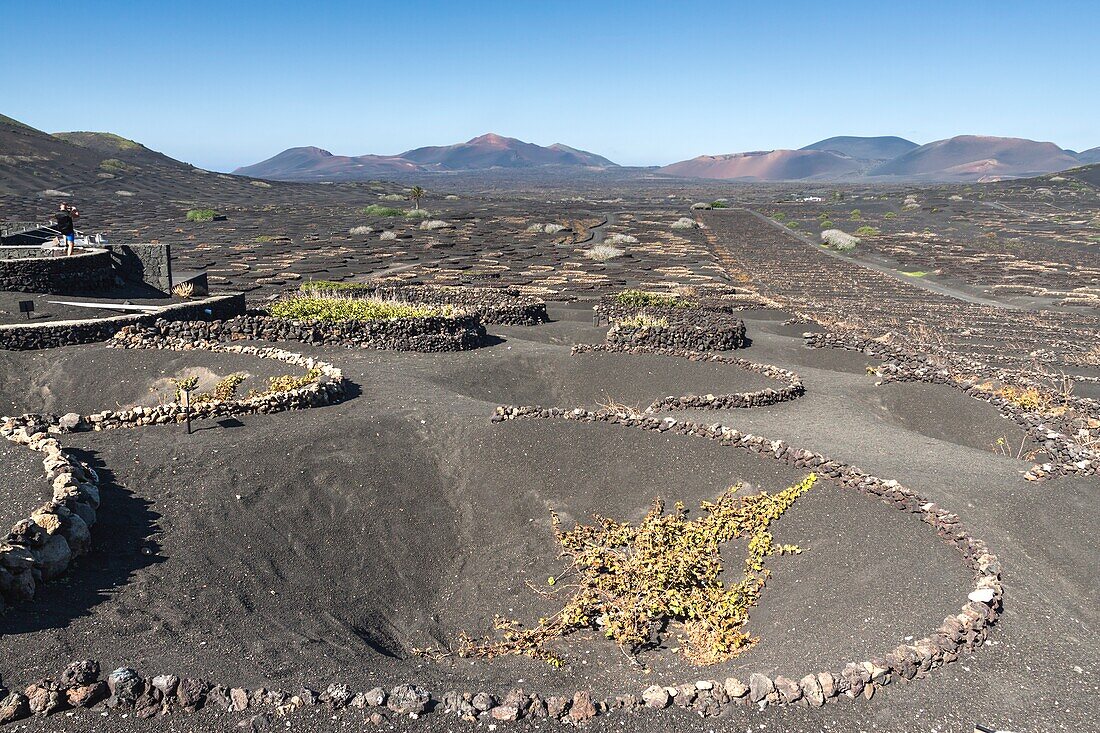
854, 226, 880, 236
269, 294, 444, 322
186, 208, 219, 222
819, 220, 834, 229
710, 201, 729, 209
612, 289, 686, 308
362, 204, 407, 217
849, 209, 862, 220
883, 212, 897, 219
771, 212, 787, 222
99, 158, 134, 173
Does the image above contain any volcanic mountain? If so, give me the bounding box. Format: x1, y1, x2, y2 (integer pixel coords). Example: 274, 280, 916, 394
1072, 147, 1100, 165
234, 134, 618, 180
868, 135, 1081, 181
231, 147, 421, 182
800, 135, 918, 160
658, 149, 865, 181
0, 112, 285, 197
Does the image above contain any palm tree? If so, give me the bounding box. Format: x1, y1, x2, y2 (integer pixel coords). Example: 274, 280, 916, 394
409, 186, 425, 210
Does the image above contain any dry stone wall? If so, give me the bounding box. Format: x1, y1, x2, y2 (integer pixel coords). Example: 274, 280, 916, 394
0, 326, 346, 618
0, 294, 246, 351
803, 330, 1098, 481
0, 247, 114, 294
145, 310, 486, 352
304, 282, 549, 325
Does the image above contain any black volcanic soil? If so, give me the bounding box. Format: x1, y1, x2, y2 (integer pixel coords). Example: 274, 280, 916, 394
4, 305, 1080, 721
1, 167, 1098, 733
0, 345, 297, 416
0, 436, 44, 531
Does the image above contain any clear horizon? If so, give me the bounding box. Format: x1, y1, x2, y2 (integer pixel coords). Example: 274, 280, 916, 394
3, 0, 1097, 172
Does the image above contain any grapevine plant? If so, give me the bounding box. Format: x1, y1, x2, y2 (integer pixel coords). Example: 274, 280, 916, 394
459, 473, 817, 666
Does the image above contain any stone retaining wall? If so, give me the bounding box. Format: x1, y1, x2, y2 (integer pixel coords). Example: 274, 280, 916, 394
143, 310, 487, 352
606, 312, 747, 351
0, 294, 246, 351
302, 282, 549, 326
572, 343, 803, 411
0, 327, 346, 619
0, 423, 101, 615
0, 247, 115, 294
803, 330, 1098, 481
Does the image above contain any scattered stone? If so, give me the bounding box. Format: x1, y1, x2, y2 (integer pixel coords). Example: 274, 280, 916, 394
569, 691, 596, 723
749, 673, 774, 703
724, 677, 749, 698
642, 685, 670, 708
387, 684, 430, 715
363, 687, 386, 706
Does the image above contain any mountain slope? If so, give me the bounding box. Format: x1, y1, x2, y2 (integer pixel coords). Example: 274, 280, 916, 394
1073, 147, 1100, 165
869, 135, 1080, 180
800, 135, 918, 160
234, 134, 618, 180
52, 131, 189, 169
233, 146, 420, 181
400, 133, 617, 170
658, 149, 864, 181
0, 112, 291, 198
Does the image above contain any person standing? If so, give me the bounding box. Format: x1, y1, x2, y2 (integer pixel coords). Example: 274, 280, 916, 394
54, 203, 77, 255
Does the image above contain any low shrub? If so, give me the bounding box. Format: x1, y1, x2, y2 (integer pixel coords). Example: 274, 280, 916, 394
99, 158, 134, 173
380, 231, 397, 241
612, 289, 686, 308
348, 225, 373, 235
819, 219, 834, 229
883, 212, 897, 219
584, 245, 625, 261
362, 204, 406, 217
849, 209, 862, 220
710, 201, 729, 209
671, 217, 698, 230
419, 219, 452, 230
269, 294, 445, 322
820, 229, 860, 251
186, 208, 219, 222
617, 313, 669, 328
604, 233, 638, 245
771, 212, 787, 222
854, 226, 880, 237
690, 202, 712, 210
544, 223, 567, 234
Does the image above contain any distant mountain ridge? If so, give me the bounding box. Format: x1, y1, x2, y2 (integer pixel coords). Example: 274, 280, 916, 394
659, 134, 1095, 182
867, 135, 1080, 180
800, 135, 918, 160
234, 133, 618, 180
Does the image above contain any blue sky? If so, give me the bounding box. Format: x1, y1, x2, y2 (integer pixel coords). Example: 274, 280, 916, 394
2, 0, 1097, 171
